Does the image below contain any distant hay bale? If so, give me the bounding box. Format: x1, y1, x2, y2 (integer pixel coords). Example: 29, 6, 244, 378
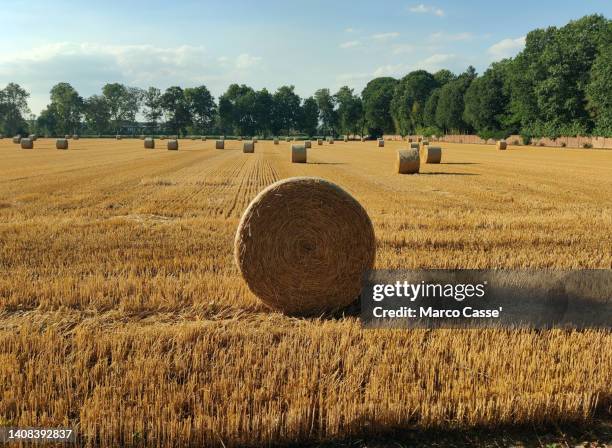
361, 137, 365, 142
116, 135, 122, 140
29, 134, 37, 141
291, 144, 307, 163
317, 139, 323, 145
220, 135, 225, 140
328, 138, 334, 145
160, 136, 166, 140
20, 138, 33, 149
396, 149, 420, 174
72, 135, 79, 140
344, 136, 348, 142
140, 135, 145, 140
422, 140, 429, 146
410, 142, 420, 150
285, 137, 291, 142
202, 136, 207, 141
497, 140, 507, 150
421, 146, 442, 163
144, 137, 155, 149
12, 135, 21, 144
273, 138, 279, 145
216, 140, 225, 149
408, 138, 413, 142
253, 138, 258, 143
0, 134, 3, 139
167, 139, 179, 150
243, 141, 255, 153
378, 139, 384, 148
191, 136, 197, 140
304, 141, 311, 149
234, 177, 376, 315
238, 136, 243, 141
56, 138, 69, 150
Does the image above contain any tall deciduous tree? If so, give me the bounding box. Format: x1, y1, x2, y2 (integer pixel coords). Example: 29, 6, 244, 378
361, 77, 398, 137
185, 85, 216, 135
84, 95, 111, 135
0, 82, 31, 136
314, 88, 337, 136
335, 86, 363, 137
272, 85, 301, 135
390, 70, 438, 135
160, 86, 192, 135
49, 82, 83, 134
300, 97, 319, 137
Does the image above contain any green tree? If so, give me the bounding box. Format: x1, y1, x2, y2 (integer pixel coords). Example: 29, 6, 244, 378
143, 87, 163, 132
272, 85, 301, 135
314, 88, 337, 136
83, 95, 110, 135
335, 86, 363, 137
586, 21, 612, 136
36, 104, 59, 136
0, 82, 31, 136
185, 85, 216, 135
433, 69, 456, 86
435, 67, 476, 133
160, 86, 192, 135
102, 83, 142, 133
390, 70, 438, 135
300, 97, 319, 137
423, 88, 440, 130
361, 77, 397, 137
49, 82, 83, 135
253, 88, 273, 136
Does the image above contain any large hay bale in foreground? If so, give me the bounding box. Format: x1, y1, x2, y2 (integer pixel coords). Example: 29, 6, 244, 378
234, 177, 376, 315
144, 138, 155, 149
378, 139, 384, 148
216, 140, 225, 149
21, 138, 33, 149
243, 141, 255, 153
304, 140, 311, 149
497, 140, 507, 150
291, 144, 307, 163
13, 135, 21, 144
396, 149, 420, 174
421, 146, 442, 163
167, 139, 178, 150
56, 138, 69, 150
410, 142, 420, 150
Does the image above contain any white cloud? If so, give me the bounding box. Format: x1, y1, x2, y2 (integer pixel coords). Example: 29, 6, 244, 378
408, 4, 444, 16
344, 27, 354, 33
416, 53, 456, 71
234, 53, 261, 69
373, 64, 410, 77
371, 32, 400, 41
488, 36, 526, 60
339, 40, 361, 49
429, 31, 473, 42
391, 44, 415, 55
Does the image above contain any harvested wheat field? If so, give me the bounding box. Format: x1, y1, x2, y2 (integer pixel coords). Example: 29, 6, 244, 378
0, 138, 611, 447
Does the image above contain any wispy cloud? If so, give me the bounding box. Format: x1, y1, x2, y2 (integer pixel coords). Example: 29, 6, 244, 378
416, 53, 456, 71
391, 44, 415, 55
234, 53, 261, 69
339, 40, 361, 49
488, 36, 526, 59
371, 32, 400, 41
344, 27, 355, 33
429, 32, 473, 42
408, 4, 444, 16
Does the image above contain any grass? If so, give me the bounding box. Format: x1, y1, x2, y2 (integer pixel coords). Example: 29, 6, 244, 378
0, 138, 611, 446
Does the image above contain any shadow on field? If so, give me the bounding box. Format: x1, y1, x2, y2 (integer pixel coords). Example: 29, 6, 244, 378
420, 172, 479, 176
288, 419, 612, 448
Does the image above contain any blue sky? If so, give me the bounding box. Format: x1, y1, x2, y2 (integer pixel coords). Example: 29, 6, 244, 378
1, 0, 610, 114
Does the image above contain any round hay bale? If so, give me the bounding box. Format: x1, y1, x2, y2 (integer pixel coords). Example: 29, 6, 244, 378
56, 138, 69, 150
317, 139, 323, 145
291, 144, 307, 163
410, 142, 420, 150
304, 140, 312, 149
422, 140, 429, 146
234, 177, 376, 315
273, 138, 279, 145
64, 134, 71, 139
396, 149, 420, 174
29, 134, 38, 141
360, 137, 365, 142
144, 137, 155, 149
191, 136, 197, 140
378, 139, 385, 148
21, 138, 33, 149
0, 134, 3, 139
202, 136, 207, 141
344, 136, 348, 142
238, 136, 243, 141
243, 141, 255, 153
421, 146, 442, 163
497, 140, 507, 150
220, 135, 225, 140
253, 138, 258, 143
12, 135, 21, 144
167, 139, 179, 150
216, 140, 225, 150
160, 136, 166, 140
285, 137, 291, 142
72, 134, 79, 140
116, 135, 122, 140
140, 135, 145, 140
328, 138, 334, 145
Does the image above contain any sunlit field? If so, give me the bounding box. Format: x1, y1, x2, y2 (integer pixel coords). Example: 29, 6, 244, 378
1, 138, 611, 446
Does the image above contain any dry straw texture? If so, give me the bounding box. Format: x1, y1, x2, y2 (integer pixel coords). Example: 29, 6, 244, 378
243, 141, 255, 153
234, 177, 376, 315
421, 146, 442, 163
304, 141, 312, 149
378, 139, 385, 148
20, 138, 33, 149
216, 140, 225, 149
291, 144, 307, 163
497, 140, 508, 150
144, 138, 155, 149
167, 140, 179, 151
397, 148, 420, 174
56, 138, 69, 150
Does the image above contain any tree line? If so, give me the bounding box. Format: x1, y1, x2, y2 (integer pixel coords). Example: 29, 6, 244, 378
0, 15, 609, 141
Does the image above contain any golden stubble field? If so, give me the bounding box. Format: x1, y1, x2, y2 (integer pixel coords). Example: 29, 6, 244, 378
0, 138, 611, 446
